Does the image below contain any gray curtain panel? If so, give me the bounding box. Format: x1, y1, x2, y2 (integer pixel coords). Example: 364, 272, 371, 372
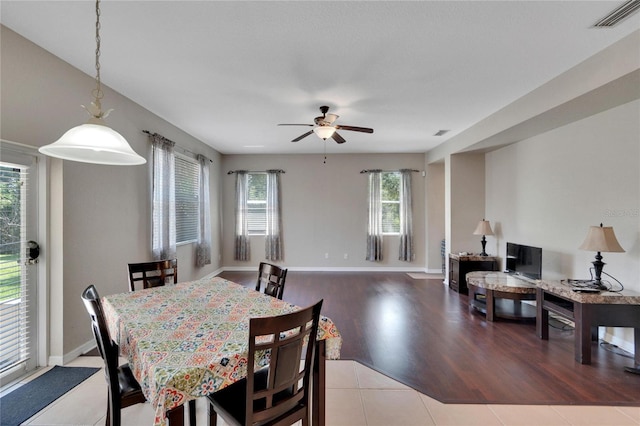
265, 170, 283, 261
195, 154, 211, 267
398, 169, 414, 261
366, 170, 383, 261
234, 170, 250, 261
151, 133, 176, 261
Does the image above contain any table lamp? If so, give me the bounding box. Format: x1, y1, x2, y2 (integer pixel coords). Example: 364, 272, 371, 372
578, 223, 625, 290
473, 219, 494, 256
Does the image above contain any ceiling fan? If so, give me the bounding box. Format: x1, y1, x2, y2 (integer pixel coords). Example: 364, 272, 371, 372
278, 106, 374, 144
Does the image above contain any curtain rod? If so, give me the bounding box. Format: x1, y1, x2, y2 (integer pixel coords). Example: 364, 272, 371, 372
360, 169, 419, 173
227, 169, 286, 175
143, 130, 212, 163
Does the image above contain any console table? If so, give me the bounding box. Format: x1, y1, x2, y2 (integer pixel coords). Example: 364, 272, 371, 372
448, 254, 498, 294
466, 271, 537, 321
536, 280, 640, 365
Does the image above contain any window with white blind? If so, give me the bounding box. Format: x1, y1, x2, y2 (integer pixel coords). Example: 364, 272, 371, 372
247, 173, 267, 235
174, 155, 199, 244
381, 172, 400, 234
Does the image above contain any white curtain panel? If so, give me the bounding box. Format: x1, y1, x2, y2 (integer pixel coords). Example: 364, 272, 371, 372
151, 134, 176, 260
398, 169, 414, 261
366, 170, 383, 261
265, 170, 283, 261
234, 171, 250, 261
195, 154, 211, 267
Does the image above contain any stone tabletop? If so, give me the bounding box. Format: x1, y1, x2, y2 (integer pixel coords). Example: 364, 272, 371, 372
449, 253, 498, 261
536, 279, 640, 305
466, 271, 538, 294
467, 271, 640, 304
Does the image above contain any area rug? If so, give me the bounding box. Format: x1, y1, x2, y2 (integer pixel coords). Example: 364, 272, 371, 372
0, 365, 100, 426
407, 272, 444, 280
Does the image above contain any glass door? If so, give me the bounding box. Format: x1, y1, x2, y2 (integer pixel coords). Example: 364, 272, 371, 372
0, 145, 39, 385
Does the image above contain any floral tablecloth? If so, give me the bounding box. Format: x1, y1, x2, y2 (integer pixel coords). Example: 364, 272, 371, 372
102, 276, 342, 426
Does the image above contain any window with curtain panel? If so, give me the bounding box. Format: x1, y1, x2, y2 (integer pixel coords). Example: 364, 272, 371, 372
234, 170, 283, 261
150, 132, 211, 266
366, 170, 413, 262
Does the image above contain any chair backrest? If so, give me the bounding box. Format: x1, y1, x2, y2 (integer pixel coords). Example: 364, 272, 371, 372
255, 262, 288, 300
128, 259, 177, 291
81, 285, 120, 389
245, 299, 323, 425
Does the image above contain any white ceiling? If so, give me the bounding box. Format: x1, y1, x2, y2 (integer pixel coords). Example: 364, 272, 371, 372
2, 1, 639, 155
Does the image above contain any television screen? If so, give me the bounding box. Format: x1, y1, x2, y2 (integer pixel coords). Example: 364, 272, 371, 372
506, 242, 542, 279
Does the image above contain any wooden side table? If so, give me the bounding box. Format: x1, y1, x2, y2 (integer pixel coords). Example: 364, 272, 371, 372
448, 254, 498, 294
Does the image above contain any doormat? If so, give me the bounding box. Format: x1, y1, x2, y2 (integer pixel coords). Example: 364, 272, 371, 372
407, 272, 444, 280
0, 365, 100, 426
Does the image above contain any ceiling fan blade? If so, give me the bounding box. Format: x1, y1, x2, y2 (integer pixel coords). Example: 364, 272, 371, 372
278, 124, 314, 127
335, 125, 374, 133
291, 130, 314, 142
332, 132, 346, 144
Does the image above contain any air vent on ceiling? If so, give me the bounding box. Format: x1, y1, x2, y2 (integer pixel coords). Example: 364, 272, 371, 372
593, 0, 640, 27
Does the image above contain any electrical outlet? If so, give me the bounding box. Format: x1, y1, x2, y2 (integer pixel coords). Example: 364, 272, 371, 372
343, 253, 348, 259
324, 253, 329, 259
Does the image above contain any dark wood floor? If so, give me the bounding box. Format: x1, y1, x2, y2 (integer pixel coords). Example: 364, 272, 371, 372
219, 270, 640, 406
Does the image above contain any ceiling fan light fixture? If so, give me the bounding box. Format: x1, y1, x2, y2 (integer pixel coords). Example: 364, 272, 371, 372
313, 126, 336, 140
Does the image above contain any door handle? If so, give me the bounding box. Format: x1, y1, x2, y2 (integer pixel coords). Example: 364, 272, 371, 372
25, 240, 39, 265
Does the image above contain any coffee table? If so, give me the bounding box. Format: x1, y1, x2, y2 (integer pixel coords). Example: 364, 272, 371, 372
466, 271, 538, 321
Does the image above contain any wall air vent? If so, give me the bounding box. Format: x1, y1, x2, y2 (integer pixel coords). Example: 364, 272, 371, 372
593, 0, 640, 27
434, 130, 449, 136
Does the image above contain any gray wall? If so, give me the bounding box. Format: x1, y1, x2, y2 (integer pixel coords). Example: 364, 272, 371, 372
1, 26, 223, 362
221, 154, 427, 270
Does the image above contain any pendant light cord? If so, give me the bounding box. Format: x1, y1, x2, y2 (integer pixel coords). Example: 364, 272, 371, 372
92, 0, 103, 104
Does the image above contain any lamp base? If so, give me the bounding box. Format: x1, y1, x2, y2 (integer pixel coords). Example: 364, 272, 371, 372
479, 236, 488, 256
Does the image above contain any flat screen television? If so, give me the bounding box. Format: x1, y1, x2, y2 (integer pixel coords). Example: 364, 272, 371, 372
505, 242, 542, 280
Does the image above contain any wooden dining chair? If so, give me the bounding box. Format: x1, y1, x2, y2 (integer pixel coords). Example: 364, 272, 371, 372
255, 262, 288, 300
81, 285, 154, 426
128, 258, 178, 292
206, 299, 323, 426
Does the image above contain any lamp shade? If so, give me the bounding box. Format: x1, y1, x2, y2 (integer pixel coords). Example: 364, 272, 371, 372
313, 126, 336, 140
579, 224, 625, 253
39, 121, 146, 166
473, 220, 494, 236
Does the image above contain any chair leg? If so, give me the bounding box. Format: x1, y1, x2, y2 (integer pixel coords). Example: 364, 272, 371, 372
207, 404, 217, 426
189, 399, 196, 426
105, 395, 110, 426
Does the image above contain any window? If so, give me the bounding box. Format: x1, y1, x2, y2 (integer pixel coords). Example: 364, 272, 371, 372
381, 172, 400, 234
174, 154, 199, 244
247, 173, 267, 235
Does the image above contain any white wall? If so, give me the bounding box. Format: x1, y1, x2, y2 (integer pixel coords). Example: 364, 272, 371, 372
486, 99, 640, 350
221, 154, 427, 270
1, 26, 223, 361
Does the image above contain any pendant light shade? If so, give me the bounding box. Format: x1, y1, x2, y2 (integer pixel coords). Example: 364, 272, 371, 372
40, 120, 146, 166
38, 0, 146, 166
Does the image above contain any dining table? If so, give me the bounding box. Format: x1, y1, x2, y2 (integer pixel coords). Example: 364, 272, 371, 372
102, 275, 342, 426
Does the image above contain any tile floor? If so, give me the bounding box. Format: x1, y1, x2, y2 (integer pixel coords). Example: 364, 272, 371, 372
3, 357, 639, 426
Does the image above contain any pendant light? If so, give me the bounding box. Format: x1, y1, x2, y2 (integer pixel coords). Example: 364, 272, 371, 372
39, 0, 146, 166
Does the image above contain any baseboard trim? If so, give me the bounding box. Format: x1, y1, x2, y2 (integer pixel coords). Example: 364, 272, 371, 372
53, 340, 96, 366
221, 266, 429, 273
